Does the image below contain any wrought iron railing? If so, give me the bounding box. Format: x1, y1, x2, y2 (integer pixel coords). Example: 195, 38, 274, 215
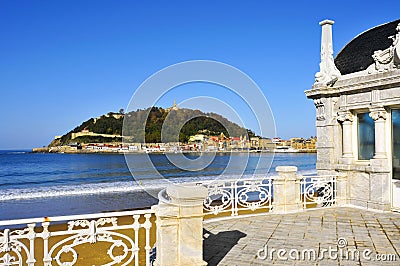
301, 175, 337, 209
0, 209, 155, 266
202, 177, 273, 216
201, 175, 337, 216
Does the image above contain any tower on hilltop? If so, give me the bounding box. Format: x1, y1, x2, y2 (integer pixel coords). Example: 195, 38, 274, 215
172, 100, 178, 110
166, 100, 179, 112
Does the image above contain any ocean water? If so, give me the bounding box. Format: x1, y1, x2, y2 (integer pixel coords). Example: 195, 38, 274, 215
0, 150, 316, 220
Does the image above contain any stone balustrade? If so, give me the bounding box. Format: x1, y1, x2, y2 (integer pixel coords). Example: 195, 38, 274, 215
0, 167, 343, 266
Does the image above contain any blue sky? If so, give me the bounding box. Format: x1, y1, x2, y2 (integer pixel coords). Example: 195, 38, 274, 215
0, 0, 399, 149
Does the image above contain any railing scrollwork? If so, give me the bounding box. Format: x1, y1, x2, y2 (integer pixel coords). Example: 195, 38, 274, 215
301, 175, 336, 208
0, 209, 155, 266
203, 178, 273, 216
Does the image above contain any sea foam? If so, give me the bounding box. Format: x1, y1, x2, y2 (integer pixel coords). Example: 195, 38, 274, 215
0, 169, 316, 201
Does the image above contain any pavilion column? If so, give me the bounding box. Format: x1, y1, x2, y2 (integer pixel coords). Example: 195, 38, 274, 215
370, 107, 387, 159
368, 107, 390, 211
338, 111, 353, 161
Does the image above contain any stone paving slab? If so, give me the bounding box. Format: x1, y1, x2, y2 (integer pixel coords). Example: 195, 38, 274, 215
203, 207, 400, 266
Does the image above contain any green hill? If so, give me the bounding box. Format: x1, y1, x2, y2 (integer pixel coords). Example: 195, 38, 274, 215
49, 107, 255, 147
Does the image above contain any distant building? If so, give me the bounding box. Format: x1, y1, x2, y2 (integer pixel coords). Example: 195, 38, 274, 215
68, 142, 82, 150
290, 138, 305, 150
189, 134, 206, 143
166, 100, 179, 112
304, 137, 317, 150
105, 113, 124, 119
259, 138, 274, 151
71, 129, 121, 140
250, 137, 260, 149
272, 137, 281, 143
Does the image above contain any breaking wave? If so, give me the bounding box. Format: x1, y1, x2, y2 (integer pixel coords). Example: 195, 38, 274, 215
0, 169, 316, 201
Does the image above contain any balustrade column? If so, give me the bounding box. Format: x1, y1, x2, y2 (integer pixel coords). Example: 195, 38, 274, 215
370, 108, 387, 159
337, 111, 353, 160
154, 184, 208, 266
273, 166, 302, 213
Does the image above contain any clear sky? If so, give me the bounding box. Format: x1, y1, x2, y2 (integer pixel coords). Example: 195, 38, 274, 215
1, 0, 399, 149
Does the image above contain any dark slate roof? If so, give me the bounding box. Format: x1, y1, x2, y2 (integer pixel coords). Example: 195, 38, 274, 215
334, 19, 400, 75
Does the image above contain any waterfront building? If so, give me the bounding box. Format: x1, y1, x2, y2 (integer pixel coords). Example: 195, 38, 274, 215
288, 137, 316, 151
304, 137, 317, 150
290, 137, 305, 150
250, 137, 260, 149
259, 138, 274, 151
306, 19, 400, 211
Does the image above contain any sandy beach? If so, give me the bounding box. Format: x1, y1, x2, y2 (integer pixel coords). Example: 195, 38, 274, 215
9, 214, 156, 265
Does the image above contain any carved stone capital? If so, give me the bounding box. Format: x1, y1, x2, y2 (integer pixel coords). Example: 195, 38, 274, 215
337, 111, 353, 123
314, 98, 326, 121
369, 108, 387, 121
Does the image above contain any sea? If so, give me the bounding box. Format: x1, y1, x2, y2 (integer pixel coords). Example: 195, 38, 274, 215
0, 150, 316, 220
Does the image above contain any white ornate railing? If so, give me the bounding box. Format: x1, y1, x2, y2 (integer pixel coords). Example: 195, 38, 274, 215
202, 177, 273, 216
0, 209, 155, 266
201, 175, 338, 216
301, 175, 337, 209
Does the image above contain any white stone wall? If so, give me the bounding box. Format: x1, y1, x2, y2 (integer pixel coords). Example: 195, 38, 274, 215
306, 20, 400, 211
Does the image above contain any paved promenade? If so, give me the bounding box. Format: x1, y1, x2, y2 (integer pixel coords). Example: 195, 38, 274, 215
203, 207, 400, 265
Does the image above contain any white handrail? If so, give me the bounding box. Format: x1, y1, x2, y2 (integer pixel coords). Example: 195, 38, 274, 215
0, 208, 155, 226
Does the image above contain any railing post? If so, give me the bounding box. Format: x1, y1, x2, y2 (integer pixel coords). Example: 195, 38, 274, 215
154, 184, 208, 266
27, 223, 36, 266
42, 222, 51, 266
273, 166, 302, 213
232, 181, 238, 216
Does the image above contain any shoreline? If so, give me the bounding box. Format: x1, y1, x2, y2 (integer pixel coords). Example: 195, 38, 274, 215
32, 147, 316, 154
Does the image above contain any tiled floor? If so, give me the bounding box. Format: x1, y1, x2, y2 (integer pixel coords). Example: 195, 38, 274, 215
203, 207, 400, 265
